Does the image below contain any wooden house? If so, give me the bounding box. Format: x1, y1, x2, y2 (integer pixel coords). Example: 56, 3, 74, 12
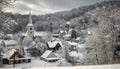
3, 49, 31, 64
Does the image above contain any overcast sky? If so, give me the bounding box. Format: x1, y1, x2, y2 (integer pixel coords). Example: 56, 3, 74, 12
5, 0, 110, 15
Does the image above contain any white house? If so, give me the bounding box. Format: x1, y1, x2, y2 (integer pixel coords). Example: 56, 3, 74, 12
3, 40, 17, 48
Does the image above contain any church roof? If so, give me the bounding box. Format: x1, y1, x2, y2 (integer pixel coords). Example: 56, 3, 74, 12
27, 11, 33, 27
27, 23, 33, 27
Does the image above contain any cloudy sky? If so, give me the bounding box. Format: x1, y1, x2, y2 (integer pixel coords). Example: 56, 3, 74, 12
5, 0, 110, 15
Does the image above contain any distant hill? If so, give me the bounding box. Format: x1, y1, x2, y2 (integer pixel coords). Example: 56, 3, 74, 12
9, 0, 120, 34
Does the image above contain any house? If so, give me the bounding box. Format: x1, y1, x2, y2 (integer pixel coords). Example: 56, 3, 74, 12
46, 41, 62, 51
2, 49, 31, 64
3, 40, 17, 48
40, 50, 59, 62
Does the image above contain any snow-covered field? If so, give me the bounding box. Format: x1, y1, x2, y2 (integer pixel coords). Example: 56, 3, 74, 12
3, 64, 120, 69
5, 58, 57, 68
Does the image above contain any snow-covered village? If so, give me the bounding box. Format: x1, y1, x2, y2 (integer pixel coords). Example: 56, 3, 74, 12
0, 11, 87, 67
0, 0, 120, 69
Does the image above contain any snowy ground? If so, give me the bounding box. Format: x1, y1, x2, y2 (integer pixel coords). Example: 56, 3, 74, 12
3, 64, 120, 69
5, 58, 57, 68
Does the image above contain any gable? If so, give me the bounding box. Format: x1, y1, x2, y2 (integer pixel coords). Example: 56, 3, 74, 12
47, 41, 62, 48
56, 43, 61, 47
9, 51, 25, 59
46, 52, 57, 58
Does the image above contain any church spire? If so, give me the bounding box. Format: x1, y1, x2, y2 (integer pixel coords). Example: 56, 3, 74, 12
26, 10, 34, 38
29, 10, 33, 24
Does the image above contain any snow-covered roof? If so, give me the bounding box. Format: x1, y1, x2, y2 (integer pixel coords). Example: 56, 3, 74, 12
21, 32, 48, 37
47, 41, 62, 48
87, 31, 92, 35
6, 34, 13, 37
63, 34, 71, 38
69, 28, 73, 32
41, 50, 59, 61
21, 33, 27, 36
3, 49, 27, 59
41, 50, 52, 58
60, 30, 64, 33
4, 40, 17, 46
34, 32, 48, 37
60, 30, 67, 34
66, 22, 71, 25
69, 51, 79, 57
67, 41, 77, 46
27, 23, 33, 27
52, 34, 60, 37
76, 37, 81, 40
3, 49, 16, 59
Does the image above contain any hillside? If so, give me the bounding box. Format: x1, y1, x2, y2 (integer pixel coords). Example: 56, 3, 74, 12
10, 1, 120, 34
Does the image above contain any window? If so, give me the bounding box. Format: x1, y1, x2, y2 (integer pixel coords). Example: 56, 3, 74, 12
9, 60, 13, 64
30, 27, 32, 30
30, 32, 32, 34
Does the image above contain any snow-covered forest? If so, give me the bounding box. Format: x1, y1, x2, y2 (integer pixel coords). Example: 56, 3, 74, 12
0, 0, 120, 68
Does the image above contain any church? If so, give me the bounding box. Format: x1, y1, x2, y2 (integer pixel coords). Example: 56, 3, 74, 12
18, 11, 50, 47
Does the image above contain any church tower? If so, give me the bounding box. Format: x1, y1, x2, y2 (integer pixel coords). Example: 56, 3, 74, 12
27, 11, 34, 38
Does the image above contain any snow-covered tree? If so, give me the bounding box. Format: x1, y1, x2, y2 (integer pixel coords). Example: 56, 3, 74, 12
56, 59, 71, 66
22, 37, 33, 46
86, 5, 120, 64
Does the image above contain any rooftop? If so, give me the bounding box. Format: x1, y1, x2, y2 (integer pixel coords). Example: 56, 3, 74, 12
47, 41, 62, 48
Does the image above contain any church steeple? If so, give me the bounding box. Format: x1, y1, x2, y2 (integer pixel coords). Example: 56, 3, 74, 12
27, 10, 34, 38
29, 10, 32, 25
27, 10, 33, 26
